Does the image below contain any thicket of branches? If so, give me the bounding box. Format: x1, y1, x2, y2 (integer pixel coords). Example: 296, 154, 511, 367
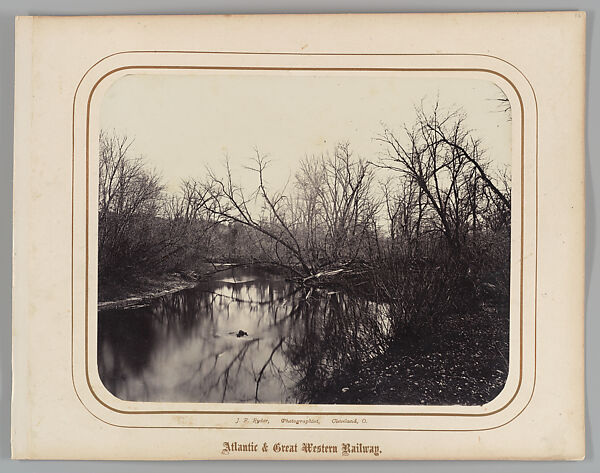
98, 101, 511, 337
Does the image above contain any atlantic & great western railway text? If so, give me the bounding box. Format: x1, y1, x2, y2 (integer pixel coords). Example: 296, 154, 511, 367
221, 441, 381, 457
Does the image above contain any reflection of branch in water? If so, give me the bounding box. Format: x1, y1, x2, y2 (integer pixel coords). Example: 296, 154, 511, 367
169, 336, 262, 402
172, 291, 310, 401
178, 355, 213, 393
254, 337, 285, 402
203, 262, 254, 277
215, 338, 260, 402
201, 287, 301, 306
281, 293, 390, 403
200, 291, 384, 403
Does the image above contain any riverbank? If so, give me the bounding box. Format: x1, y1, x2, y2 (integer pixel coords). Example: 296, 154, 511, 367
310, 303, 510, 406
98, 272, 202, 311
97, 263, 265, 311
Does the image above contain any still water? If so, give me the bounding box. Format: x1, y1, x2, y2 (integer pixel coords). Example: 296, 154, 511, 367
98, 266, 388, 404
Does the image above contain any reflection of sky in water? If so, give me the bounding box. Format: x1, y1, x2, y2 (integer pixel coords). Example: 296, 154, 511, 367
98, 267, 388, 404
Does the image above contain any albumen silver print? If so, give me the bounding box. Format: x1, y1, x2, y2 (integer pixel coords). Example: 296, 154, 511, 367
96, 73, 512, 406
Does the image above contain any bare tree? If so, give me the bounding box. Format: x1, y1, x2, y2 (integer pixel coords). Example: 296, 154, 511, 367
196, 152, 312, 276
380, 175, 425, 247
375, 101, 510, 251
293, 143, 380, 268
98, 130, 164, 279
196, 144, 380, 277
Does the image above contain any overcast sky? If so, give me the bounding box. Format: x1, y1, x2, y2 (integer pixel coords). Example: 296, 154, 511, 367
100, 72, 511, 193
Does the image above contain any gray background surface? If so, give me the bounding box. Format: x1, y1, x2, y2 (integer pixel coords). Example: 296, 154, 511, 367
1, 0, 596, 471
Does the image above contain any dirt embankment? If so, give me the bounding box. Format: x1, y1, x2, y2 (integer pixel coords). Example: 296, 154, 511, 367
98, 273, 199, 311
97, 263, 248, 311
310, 304, 510, 406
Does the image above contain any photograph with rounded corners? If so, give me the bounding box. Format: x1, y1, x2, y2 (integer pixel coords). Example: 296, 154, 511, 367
96, 73, 512, 406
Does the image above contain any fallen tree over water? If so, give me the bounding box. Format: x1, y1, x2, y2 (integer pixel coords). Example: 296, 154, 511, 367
98, 100, 511, 340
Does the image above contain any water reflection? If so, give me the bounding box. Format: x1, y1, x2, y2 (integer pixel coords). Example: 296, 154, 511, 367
98, 266, 388, 403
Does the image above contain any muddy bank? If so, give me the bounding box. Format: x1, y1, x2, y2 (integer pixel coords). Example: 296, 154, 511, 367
98, 273, 200, 311
307, 304, 509, 406
97, 263, 257, 311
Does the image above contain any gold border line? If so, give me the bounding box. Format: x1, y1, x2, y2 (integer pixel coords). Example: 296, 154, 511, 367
71, 53, 538, 431
86, 66, 524, 417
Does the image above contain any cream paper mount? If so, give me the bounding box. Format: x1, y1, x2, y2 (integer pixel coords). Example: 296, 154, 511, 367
11, 12, 585, 460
